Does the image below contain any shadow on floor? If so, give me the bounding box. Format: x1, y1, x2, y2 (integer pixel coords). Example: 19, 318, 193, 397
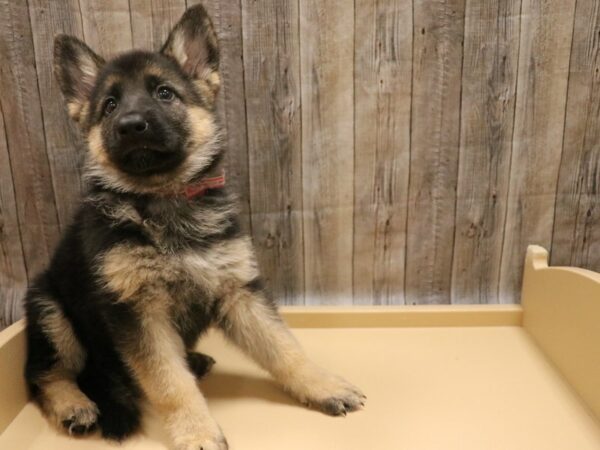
200, 370, 297, 407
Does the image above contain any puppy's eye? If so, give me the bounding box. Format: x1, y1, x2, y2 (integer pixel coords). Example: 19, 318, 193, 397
103, 97, 118, 116
157, 85, 175, 101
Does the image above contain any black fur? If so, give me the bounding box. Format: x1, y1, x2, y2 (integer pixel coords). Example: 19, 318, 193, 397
186, 351, 216, 379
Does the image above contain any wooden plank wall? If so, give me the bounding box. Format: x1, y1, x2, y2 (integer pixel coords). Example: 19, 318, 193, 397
0, 0, 597, 325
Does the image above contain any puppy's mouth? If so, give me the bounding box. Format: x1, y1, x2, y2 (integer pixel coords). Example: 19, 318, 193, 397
114, 146, 185, 176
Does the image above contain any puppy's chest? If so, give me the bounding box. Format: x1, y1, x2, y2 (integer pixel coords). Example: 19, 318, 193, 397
100, 235, 258, 305
97, 193, 234, 251
137, 205, 217, 252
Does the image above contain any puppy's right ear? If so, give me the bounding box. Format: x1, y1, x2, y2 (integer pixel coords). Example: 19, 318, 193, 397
54, 35, 104, 123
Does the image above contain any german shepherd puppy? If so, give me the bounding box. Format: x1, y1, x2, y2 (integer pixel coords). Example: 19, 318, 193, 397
23, 4, 364, 449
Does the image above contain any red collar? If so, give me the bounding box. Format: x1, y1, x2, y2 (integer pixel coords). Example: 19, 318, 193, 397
181, 169, 226, 199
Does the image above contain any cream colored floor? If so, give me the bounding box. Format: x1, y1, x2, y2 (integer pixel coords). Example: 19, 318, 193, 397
2, 327, 600, 450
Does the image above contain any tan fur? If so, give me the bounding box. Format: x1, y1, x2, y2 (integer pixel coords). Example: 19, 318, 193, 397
39, 377, 99, 433
177, 106, 221, 181
182, 236, 258, 294
163, 25, 220, 106
67, 102, 83, 122
101, 235, 255, 303
101, 245, 185, 303
206, 71, 221, 94
34, 298, 98, 433
64, 52, 100, 122
36, 297, 85, 373
194, 71, 221, 106
78, 52, 100, 85
187, 106, 216, 148
169, 32, 189, 68
87, 125, 110, 167
121, 314, 225, 450
219, 287, 365, 412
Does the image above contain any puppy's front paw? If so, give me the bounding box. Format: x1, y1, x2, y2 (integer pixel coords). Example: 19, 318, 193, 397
58, 402, 99, 436
287, 366, 366, 416
176, 434, 228, 450
173, 420, 228, 450
308, 373, 366, 416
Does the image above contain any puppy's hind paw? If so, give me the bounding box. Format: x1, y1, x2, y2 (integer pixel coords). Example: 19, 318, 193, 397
59, 403, 99, 436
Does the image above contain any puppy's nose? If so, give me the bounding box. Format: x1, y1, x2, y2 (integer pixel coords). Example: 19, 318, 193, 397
117, 113, 148, 136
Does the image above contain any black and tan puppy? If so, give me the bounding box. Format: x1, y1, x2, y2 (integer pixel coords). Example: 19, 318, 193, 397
23, 4, 364, 450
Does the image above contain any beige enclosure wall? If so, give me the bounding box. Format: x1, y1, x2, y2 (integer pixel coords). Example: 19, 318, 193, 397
0, 0, 598, 326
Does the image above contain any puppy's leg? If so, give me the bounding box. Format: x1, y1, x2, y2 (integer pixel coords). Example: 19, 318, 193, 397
25, 295, 99, 435
119, 313, 227, 450
218, 285, 366, 416
38, 376, 99, 435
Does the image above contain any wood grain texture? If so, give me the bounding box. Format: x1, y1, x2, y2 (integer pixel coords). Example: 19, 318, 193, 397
79, 0, 133, 55
499, 0, 576, 303
0, 0, 60, 280
0, 99, 28, 328
405, 0, 466, 305
3, 0, 600, 328
451, 0, 521, 304
130, 0, 186, 50
300, 0, 354, 305
551, 0, 600, 269
241, 0, 304, 305
199, 0, 251, 233
27, 0, 85, 230
353, 0, 411, 305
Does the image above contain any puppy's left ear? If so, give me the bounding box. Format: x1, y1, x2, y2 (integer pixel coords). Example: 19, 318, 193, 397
161, 4, 220, 105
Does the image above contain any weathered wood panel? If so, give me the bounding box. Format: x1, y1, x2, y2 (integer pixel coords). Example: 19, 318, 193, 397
552, 0, 600, 269
499, 0, 576, 303
451, 0, 521, 304
241, 0, 304, 305
0, 100, 28, 328
79, 0, 133, 56
199, 0, 251, 233
0, 0, 60, 281
405, 0, 466, 305
353, 0, 411, 305
28, 0, 85, 230
130, 0, 186, 50
300, 0, 354, 304
3, 0, 600, 327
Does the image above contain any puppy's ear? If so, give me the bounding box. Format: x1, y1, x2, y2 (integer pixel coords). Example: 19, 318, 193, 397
54, 35, 104, 123
161, 4, 220, 104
